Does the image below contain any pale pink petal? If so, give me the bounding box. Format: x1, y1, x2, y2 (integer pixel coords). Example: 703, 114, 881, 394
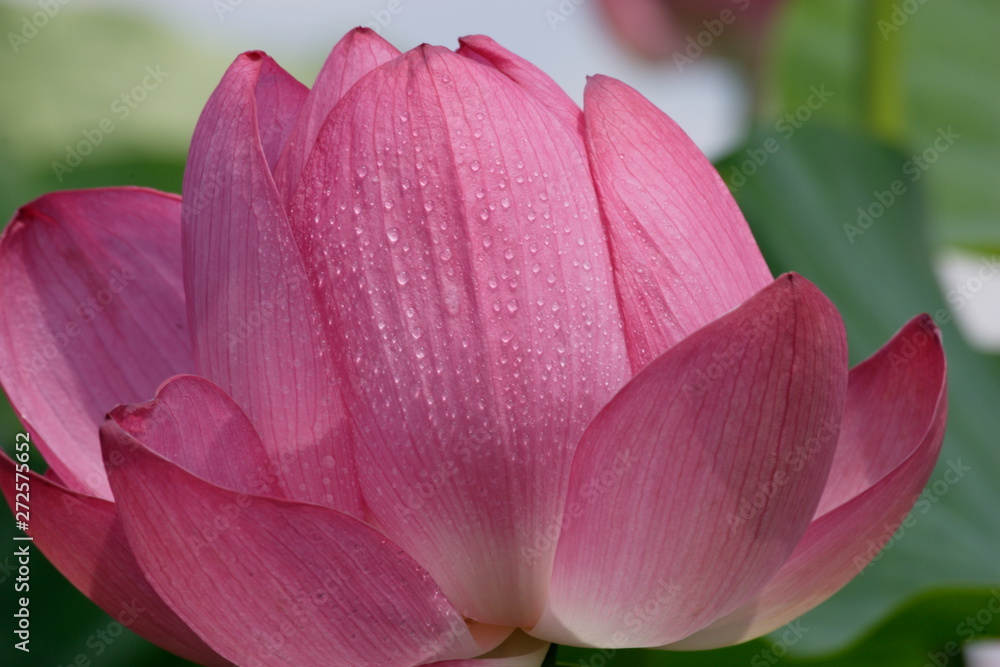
274, 27, 401, 202
584, 75, 772, 371
107, 375, 283, 497
669, 315, 948, 648
182, 52, 362, 515
101, 407, 490, 667
290, 45, 630, 627
457, 35, 582, 133
597, 0, 680, 60
0, 188, 193, 498
429, 631, 551, 666
532, 274, 848, 647
0, 453, 228, 665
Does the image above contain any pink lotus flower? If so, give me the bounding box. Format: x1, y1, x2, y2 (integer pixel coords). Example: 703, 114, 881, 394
597, 0, 783, 63
0, 29, 946, 666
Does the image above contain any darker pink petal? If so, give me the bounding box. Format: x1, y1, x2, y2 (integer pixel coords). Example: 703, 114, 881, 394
671, 315, 948, 648
0, 188, 194, 498
182, 52, 362, 515
533, 274, 847, 647
291, 44, 630, 626
0, 454, 228, 665
101, 397, 489, 667
584, 74, 772, 371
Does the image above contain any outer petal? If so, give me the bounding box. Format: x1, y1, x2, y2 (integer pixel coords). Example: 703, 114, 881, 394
0, 455, 228, 665
456, 35, 582, 133
532, 274, 848, 647
290, 45, 631, 626
101, 392, 492, 667
584, 75, 773, 371
596, 0, 679, 60
0, 188, 193, 498
669, 315, 948, 648
274, 27, 401, 203
182, 52, 362, 514
429, 631, 551, 666
107, 375, 283, 497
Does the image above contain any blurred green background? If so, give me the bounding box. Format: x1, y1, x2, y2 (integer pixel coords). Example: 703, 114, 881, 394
1, 0, 997, 665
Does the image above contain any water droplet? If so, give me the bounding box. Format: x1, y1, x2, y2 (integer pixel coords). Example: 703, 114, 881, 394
397, 271, 410, 285
507, 299, 518, 313
440, 248, 453, 261
500, 197, 512, 210
503, 248, 515, 261
352, 203, 363, 215
482, 235, 493, 249
546, 273, 557, 284
356, 165, 368, 178
500, 330, 513, 343
424, 200, 435, 212
386, 228, 400, 243
479, 209, 490, 222
470, 160, 481, 172
383, 200, 394, 211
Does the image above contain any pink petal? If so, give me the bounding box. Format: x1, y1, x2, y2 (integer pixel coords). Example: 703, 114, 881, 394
290, 45, 631, 627
531, 274, 848, 647
456, 35, 582, 133
274, 27, 401, 203
596, 0, 680, 60
0, 187, 193, 498
0, 454, 228, 665
101, 402, 494, 667
669, 315, 948, 648
182, 52, 362, 515
107, 375, 283, 497
429, 631, 551, 666
584, 75, 773, 371
244, 51, 309, 170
